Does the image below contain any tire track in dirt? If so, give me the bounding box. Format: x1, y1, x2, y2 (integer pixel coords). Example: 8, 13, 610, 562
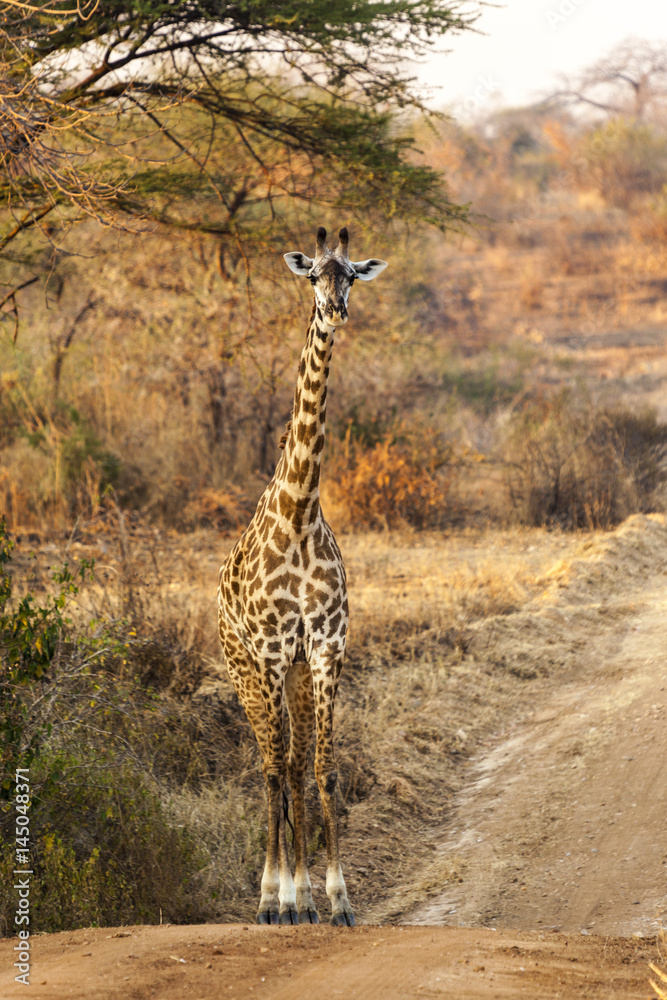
408, 515, 667, 937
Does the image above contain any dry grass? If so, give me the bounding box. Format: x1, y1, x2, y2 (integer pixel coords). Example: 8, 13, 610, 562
343, 528, 569, 627
651, 928, 667, 999
2, 516, 585, 928
518, 266, 545, 311
649, 961, 667, 999
163, 784, 266, 921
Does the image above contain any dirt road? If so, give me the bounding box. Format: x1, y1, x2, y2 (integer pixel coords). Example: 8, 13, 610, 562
0, 923, 657, 999
409, 520, 667, 937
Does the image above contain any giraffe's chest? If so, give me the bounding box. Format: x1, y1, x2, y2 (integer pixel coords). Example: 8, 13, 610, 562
218, 521, 348, 663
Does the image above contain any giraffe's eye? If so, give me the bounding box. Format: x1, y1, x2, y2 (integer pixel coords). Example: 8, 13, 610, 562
309, 275, 317, 285
349, 275, 356, 284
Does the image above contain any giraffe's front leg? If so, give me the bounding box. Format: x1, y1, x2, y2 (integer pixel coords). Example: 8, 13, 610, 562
256, 662, 299, 925
311, 655, 355, 927
286, 659, 319, 924
258, 799, 297, 925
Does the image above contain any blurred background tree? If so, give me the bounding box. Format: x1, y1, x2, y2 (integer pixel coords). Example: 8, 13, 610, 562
550, 37, 667, 124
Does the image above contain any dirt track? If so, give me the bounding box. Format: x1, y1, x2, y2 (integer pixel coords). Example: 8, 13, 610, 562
0, 923, 658, 999
409, 518, 667, 937
2, 516, 666, 998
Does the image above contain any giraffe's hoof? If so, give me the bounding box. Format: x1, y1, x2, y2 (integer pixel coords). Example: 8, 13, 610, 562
257, 909, 280, 925
298, 908, 320, 925
279, 908, 299, 925
331, 911, 356, 927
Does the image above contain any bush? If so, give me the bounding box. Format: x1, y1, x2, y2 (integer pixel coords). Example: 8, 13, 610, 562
323, 422, 463, 530
0, 398, 119, 529
577, 119, 667, 208
0, 518, 93, 793
505, 396, 667, 529
0, 754, 205, 934
0, 525, 265, 931
632, 184, 667, 243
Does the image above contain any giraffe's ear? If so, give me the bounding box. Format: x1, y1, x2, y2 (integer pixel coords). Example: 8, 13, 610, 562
350, 258, 388, 281
283, 252, 314, 276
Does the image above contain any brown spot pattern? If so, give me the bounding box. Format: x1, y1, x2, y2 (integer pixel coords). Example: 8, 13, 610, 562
217, 248, 365, 926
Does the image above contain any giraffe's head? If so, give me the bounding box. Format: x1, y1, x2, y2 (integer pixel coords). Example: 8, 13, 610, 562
284, 226, 388, 326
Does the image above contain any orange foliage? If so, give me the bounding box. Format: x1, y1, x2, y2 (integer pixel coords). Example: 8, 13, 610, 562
323, 424, 462, 531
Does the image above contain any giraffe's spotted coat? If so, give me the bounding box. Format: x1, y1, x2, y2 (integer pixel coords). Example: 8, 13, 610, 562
217, 226, 387, 927
219, 295, 349, 665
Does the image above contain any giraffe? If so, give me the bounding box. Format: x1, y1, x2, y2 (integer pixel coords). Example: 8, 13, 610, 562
217, 225, 387, 926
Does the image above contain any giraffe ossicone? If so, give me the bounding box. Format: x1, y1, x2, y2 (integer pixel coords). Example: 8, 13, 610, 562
217, 226, 387, 926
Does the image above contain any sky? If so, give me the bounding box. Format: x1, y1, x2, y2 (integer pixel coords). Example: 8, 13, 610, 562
412, 0, 667, 115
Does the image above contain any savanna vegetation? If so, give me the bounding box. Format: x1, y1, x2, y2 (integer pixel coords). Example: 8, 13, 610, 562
2, 19, 667, 933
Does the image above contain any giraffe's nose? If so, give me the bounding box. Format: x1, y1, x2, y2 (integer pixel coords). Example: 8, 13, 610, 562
326, 302, 348, 324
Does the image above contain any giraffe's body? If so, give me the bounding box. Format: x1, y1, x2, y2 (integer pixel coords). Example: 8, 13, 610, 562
217, 227, 387, 925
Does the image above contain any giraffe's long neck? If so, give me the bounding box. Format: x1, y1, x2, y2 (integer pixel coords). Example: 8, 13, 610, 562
274, 301, 334, 517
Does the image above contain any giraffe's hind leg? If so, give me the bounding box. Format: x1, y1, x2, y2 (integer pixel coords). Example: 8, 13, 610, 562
218, 623, 296, 924
286, 658, 319, 924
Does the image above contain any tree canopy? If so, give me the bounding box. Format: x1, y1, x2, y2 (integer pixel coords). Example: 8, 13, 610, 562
0, 0, 480, 257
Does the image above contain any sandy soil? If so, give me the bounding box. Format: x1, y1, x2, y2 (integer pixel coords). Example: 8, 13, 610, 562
0, 923, 658, 1000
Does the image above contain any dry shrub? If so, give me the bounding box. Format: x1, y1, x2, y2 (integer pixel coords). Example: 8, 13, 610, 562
505, 395, 667, 529
323, 424, 462, 531
552, 229, 614, 278
180, 484, 256, 533
76, 511, 220, 697
0, 399, 119, 530
576, 118, 667, 208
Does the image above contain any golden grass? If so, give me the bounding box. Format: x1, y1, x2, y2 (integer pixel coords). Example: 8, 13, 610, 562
343, 527, 574, 632
8, 511, 667, 928
4, 516, 587, 926
650, 962, 667, 1000
650, 928, 667, 999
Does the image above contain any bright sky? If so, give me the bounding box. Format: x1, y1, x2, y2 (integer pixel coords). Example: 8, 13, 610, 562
413, 0, 667, 115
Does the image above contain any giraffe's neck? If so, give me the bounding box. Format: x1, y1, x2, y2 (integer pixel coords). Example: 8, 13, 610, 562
274, 301, 334, 508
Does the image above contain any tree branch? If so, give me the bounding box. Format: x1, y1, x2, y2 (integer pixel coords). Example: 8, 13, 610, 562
0, 205, 56, 253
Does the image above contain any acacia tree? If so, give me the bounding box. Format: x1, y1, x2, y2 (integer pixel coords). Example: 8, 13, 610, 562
0, 0, 480, 261
546, 39, 667, 209
550, 38, 667, 123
